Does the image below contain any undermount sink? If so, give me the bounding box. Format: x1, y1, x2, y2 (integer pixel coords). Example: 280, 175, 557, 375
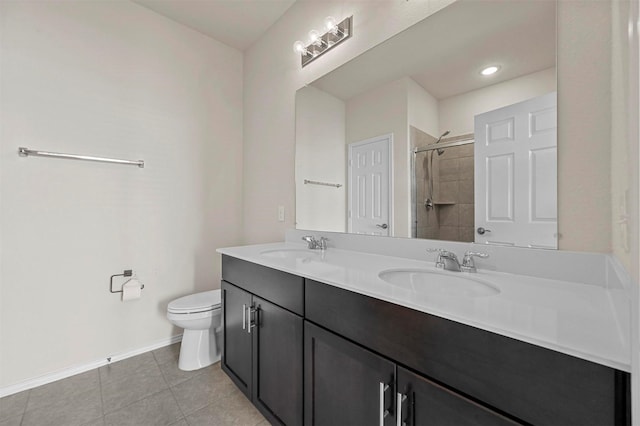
260, 248, 321, 260
378, 268, 500, 298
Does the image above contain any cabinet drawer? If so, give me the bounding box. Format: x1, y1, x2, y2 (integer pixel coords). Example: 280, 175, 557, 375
305, 279, 630, 426
222, 255, 304, 315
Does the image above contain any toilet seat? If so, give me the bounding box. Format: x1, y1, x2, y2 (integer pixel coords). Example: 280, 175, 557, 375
168, 290, 221, 314
167, 308, 220, 322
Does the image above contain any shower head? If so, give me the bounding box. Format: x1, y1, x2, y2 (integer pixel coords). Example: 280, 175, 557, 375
436, 130, 451, 143
435, 130, 450, 155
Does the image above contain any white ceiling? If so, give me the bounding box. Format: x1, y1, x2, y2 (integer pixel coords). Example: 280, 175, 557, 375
312, 0, 556, 101
133, 0, 296, 51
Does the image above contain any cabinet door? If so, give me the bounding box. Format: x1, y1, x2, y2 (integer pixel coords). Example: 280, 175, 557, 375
305, 321, 396, 426
221, 281, 252, 397
252, 297, 303, 426
397, 367, 521, 426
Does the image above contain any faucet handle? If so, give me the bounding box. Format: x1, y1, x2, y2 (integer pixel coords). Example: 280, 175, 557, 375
426, 248, 448, 254
461, 251, 489, 273
426, 248, 447, 268
464, 251, 489, 259
301, 235, 317, 249
319, 237, 329, 250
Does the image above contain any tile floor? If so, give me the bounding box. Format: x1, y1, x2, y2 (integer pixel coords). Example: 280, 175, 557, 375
0, 344, 267, 426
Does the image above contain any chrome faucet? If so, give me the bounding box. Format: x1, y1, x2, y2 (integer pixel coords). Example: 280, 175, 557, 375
301, 236, 328, 250
427, 248, 489, 272
460, 251, 490, 273
427, 248, 460, 271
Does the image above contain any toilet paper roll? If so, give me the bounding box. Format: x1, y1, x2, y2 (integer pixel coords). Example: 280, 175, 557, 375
122, 278, 142, 302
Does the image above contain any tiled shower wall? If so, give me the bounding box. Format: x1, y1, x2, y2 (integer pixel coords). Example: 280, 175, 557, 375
412, 126, 475, 242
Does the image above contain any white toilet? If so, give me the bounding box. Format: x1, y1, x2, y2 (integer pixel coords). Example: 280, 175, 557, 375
167, 289, 222, 371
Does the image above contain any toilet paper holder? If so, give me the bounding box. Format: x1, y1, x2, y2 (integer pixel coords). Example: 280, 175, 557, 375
110, 269, 144, 294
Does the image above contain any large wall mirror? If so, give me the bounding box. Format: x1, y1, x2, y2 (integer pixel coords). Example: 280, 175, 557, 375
295, 0, 557, 249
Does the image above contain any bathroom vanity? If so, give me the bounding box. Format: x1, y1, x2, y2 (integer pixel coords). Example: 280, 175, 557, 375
218, 239, 631, 426
221, 256, 304, 426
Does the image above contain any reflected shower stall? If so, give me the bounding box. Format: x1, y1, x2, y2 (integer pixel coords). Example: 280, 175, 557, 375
411, 126, 475, 242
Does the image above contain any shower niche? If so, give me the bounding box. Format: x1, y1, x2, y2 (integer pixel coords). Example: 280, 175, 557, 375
412, 127, 475, 242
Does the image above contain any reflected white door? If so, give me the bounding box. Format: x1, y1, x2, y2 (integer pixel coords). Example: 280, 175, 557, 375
348, 134, 392, 236
474, 92, 557, 248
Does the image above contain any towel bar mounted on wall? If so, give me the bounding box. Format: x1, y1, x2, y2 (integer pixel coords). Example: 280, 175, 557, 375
19, 147, 145, 168
304, 179, 343, 188
110, 269, 144, 293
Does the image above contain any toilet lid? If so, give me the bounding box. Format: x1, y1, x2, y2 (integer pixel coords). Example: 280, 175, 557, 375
168, 289, 221, 314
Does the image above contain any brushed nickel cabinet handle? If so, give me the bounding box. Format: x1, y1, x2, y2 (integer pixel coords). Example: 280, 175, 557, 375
397, 392, 407, 426
380, 382, 390, 426
248, 306, 257, 334
242, 304, 246, 330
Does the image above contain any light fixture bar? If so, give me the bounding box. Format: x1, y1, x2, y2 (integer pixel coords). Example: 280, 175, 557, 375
298, 16, 352, 67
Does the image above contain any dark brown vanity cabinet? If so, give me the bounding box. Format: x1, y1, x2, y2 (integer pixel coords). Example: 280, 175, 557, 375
305, 320, 518, 426
221, 255, 631, 426
221, 256, 303, 426
305, 278, 631, 426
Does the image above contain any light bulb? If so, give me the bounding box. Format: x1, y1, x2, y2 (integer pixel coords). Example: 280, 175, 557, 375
308, 29, 321, 44
293, 40, 307, 55
481, 65, 500, 76
324, 16, 337, 31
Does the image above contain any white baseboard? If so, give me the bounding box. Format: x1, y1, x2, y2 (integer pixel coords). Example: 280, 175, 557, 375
0, 334, 182, 398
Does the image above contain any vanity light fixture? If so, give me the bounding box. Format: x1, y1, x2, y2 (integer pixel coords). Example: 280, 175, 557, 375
292, 16, 352, 67
293, 41, 308, 56
480, 65, 500, 76
308, 30, 324, 46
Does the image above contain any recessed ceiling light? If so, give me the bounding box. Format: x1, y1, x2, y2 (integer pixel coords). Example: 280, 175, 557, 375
481, 65, 500, 76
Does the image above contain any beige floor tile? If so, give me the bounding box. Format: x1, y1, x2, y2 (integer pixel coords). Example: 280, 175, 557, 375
171, 365, 237, 416
22, 388, 102, 426
3, 343, 244, 426
104, 389, 182, 426
152, 343, 181, 366
82, 416, 106, 426
102, 369, 168, 414
27, 370, 99, 412
185, 389, 265, 426
0, 390, 29, 421
157, 356, 214, 388
99, 352, 156, 384
0, 415, 23, 426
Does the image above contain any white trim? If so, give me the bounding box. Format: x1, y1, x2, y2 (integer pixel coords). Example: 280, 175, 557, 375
347, 133, 394, 235
0, 334, 182, 398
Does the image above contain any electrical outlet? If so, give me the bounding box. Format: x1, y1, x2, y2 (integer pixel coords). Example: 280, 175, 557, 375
278, 206, 285, 222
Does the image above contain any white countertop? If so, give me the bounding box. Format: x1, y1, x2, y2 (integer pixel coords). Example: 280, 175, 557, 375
217, 242, 631, 372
